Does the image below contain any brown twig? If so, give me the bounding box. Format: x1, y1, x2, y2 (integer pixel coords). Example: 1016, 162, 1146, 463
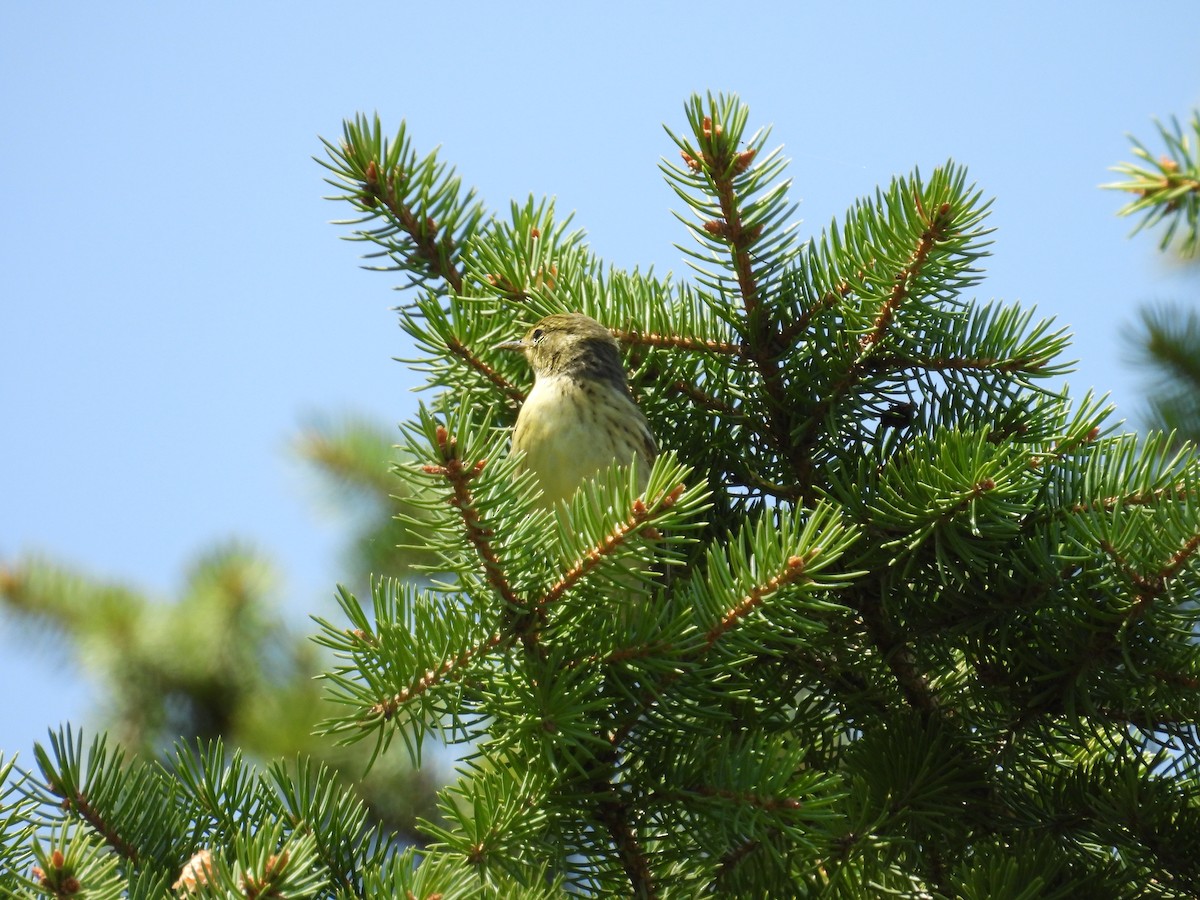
704, 552, 818, 649
364, 159, 464, 295
423, 426, 542, 656
50, 782, 140, 865
1070, 484, 1195, 515
703, 140, 804, 485
539, 488, 685, 611
595, 790, 657, 899
606, 545, 837, 754
618, 328, 747, 358
860, 201, 953, 352
366, 631, 506, 723
445, 334, 525, 404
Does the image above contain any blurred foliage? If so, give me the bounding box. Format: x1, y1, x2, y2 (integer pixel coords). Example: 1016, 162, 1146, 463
1106, 111, 1200, 259
1124, 303, 1200, 443
1110, 111, 1200, 443
0, 417, 442, 844
294, 415, 439, 587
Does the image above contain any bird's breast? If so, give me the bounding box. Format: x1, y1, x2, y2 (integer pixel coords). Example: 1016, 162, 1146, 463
513, 375, 654, 506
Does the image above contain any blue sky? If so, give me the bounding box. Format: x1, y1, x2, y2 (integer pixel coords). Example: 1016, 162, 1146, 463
2, 2, 1197, 757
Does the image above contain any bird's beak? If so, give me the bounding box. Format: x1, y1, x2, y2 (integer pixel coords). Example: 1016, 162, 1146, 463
493, 338, 526, 353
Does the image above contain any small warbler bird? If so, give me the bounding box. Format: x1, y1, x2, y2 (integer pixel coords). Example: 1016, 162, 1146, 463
496, 312, 656, 507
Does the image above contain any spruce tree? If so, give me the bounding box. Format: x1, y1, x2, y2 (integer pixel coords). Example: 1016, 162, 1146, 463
4, 92, 1200, 898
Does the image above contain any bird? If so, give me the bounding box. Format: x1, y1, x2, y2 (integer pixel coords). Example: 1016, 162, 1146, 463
495, 312, 656, 507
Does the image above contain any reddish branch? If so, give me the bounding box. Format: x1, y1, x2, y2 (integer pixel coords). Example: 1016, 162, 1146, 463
567, 639, 676, 671
1099, 531, 1200, 622
700, 130, 802, 483
421, 425, 546, 658
367, 631, 505, 722
1072, 483, 1194, 514
1071, 531, 1200, 694
422, 427, 519, 608
595, 537, 844, 892
704, 551, 818, 649
607, 544, 840, 779
1162, 532, 1200, 580
860, 201, 954, 352
47, 779, 140, 865
618, 328, 746, 358
540, 487, 685, 611
445, 334, 525, 404
363, 158, 464, 295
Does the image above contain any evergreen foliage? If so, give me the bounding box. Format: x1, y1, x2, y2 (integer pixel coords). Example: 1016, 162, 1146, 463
1107, 110, 1200, 443
0, 424, 443, 852
1106, 112, 1200, 259
4, 93, 1200, 897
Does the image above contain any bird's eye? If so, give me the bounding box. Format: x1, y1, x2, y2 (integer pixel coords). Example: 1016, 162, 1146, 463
531, 328, 545, 343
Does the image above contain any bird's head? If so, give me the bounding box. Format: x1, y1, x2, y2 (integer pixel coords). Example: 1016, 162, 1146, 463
495, 312, 623, 380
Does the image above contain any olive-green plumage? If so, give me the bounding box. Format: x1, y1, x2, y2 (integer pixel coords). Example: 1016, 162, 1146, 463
496, 313, 656, 507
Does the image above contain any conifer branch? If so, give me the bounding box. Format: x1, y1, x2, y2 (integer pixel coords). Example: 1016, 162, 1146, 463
714, 832, 774, 886
423, 426, 517, 610
1099, 539, 1166, 600
856, 597, 941, 716
422, 426, 550, 661
370, 181, 465, 296
667, 378, 738, 415
1071, 483, 1195, 514
681, 784, 804, 812
1098, 528, 1200, 632
624, 349, 740, 417
866, 351, 1063, 376
737, 469, 803, 503
860, 200, 955, 352
595, 791, 656, 900
619, 328, 746, 358
48, 778, 140, 866
1049, 530, 1200, 718
1162, 531, 1200, 580
704, 551, 818, 650
539, 490, 681, 611
792, 199, 963, 499
444, 334, 525, 403
779, 282, 851, 348
1105, 112, 1200, 256
701, 123, 765, 319
567, 639, 676, 671
29, 735, 150, 871
321, 115, 482, 297
366, 630, 506, 724
703, 136, 802, 484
